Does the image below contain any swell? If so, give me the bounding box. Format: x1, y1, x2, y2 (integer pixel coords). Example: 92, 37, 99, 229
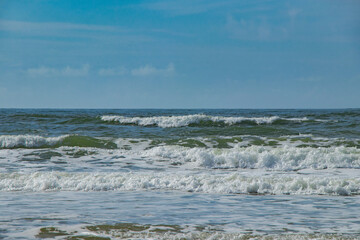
1, 171, 359, 196
5, 113, 103, 125
313, 110, 360, 118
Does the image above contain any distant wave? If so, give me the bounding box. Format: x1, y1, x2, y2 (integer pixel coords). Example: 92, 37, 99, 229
0, 135, 117, 149
0, 135, 67, 148
100, 114, 320, 127
1, 172, 358, 196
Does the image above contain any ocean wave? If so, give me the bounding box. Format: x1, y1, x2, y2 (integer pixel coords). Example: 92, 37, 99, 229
100, 115, 315, 127
0, 135, 117, 149
142, 145, 360, 170
1, 136, 359, 170
1, 172, 359, 195
0, 135, 68, 148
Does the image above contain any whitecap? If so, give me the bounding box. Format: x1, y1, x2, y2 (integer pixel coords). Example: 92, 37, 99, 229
0, 135, 68, 148
1, 171, 359, 195
100, 115, 312, 127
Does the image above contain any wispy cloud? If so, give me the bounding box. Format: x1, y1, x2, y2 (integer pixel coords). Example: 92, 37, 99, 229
226, 15, 268, 40
288, 8, 302, 19
98, 67, 127, 77
0, 20, 146, 43
141, 0, 235, 16
0, 20, 164, 44
296, 76, 323, 82
225, 15, 287, 41
27, 64, 90, 77
26, 63, 175, 78
0, 20, 122, 33
131, 63, 175, 77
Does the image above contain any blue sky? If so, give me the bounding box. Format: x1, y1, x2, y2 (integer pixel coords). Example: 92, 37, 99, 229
0, 0, 359, 108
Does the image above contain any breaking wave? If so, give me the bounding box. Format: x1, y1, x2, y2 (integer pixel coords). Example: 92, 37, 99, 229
1, 135, 359, 171
100, 114, 318, 128
0, 135, 117, 149
0, 135, 67, 149
142, 145, 360, 170
1, 172, 359, 196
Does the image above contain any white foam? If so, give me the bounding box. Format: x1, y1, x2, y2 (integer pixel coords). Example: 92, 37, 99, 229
100, 115, 311, 127
1, 140, 359, 173
142, 145, 360, 170
0, 171, 358, 195
0, 135, 68, 148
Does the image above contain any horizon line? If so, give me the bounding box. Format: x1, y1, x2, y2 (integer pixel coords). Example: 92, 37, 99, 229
1, 107, 359, 110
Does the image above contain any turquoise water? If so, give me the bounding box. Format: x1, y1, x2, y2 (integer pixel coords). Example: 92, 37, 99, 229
0, 109, 359, 239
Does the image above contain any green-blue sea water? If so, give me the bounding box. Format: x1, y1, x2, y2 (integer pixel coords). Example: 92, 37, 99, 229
0, 109, 359, 239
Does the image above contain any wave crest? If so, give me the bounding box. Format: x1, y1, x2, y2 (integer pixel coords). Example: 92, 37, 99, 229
100, 115, 311, 128
0, 135, 67, 148
0, 135, 117, 149
142, 145, 360, 170
1, 172, 358, 196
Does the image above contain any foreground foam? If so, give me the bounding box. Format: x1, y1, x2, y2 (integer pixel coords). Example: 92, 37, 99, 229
101, 114, 312, 127
31, 224, 360, 240
1, 172, 359, 195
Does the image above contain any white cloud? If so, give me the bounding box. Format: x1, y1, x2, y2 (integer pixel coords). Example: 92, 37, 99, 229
131, 63, 175, 77
27, 64, 89, 77
98, 67, 127, 76
27, 67, 57, 76
26, 64, 175, 78
226, 15, 287, 41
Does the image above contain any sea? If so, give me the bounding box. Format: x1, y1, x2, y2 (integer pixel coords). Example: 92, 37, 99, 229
0, 109, 359, 239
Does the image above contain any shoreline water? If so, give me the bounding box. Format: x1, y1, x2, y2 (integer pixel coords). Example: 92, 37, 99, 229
2, 191, 360, 239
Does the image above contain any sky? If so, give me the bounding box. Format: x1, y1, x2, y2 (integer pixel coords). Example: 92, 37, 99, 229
0, 0, 359, 108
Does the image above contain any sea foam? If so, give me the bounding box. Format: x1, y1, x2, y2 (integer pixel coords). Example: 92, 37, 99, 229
1, 172, 358, 195
142, 145, 360, 170
1, 138, 359, 171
